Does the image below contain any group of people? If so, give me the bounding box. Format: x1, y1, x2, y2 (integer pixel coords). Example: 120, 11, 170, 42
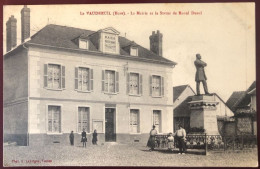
69, 129, 98, 147
147, 124, 187, 154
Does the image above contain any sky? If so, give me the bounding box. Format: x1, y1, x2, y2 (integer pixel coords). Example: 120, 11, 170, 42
3, 3, 256, 101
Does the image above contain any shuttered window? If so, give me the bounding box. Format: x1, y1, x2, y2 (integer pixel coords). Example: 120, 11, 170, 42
75, 67, 93, 92
102, 70, 119, 94
78, 107, 90, 133
48, 106, 61, 133
150, 75, 164, 97
127, 73, 142, 95
44, 64, 65, 90
130, 109, 140, 133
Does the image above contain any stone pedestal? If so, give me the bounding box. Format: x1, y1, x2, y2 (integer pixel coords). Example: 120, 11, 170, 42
188, 95, 220, 135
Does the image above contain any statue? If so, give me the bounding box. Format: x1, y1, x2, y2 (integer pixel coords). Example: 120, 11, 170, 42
194, 54, 210, 95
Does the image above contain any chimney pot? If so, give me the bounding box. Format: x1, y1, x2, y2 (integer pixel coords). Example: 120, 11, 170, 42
6, 15, 17, 52
21, 5, 30, 43
149, 30, 163, 56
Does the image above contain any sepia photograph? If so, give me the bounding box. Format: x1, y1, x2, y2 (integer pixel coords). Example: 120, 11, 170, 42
3, 3, 257, 167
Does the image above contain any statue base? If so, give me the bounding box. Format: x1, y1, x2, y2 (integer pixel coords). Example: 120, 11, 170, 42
188, 95, 220, 135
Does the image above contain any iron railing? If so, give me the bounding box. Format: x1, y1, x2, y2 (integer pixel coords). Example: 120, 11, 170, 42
154, 134, 257, 154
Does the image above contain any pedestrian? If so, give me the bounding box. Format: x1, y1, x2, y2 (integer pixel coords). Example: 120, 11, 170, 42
69, 131, 74, 146
147, 125, 157, 151
81, 128, 87, 148
167, 132, 175, 151
92, 129, 98, 145
175, 124, 186, 154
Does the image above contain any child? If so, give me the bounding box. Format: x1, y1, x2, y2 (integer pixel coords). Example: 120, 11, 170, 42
92, 129, 98, 145
167, 132, 175, 151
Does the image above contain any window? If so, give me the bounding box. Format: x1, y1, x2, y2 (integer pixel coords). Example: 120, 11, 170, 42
153, 110, 161, 133
75, 67, 93, 92
78, 107, 90, 133
127, 73, 142, 95
79, 39, 89, 49
130, 109, 140, 133
44, 64, 65, 90
48, 106, 61, 133
102, 70, 119, 93
150, 75, 164, 97
130, 47, 138, 56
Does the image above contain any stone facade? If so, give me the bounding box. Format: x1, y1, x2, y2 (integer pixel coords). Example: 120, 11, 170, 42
4, 26, 175, 146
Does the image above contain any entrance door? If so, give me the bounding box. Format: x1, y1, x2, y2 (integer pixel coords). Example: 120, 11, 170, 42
105, 108, 116, 142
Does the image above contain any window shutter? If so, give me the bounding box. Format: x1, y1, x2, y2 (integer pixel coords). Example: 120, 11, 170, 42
139, 74, 142, 95
61, 66, 65, 89
116, 71, 119, 93
150, 75, 152, 96
127, 73, 130, 94
161, 76, 164, 97
75, 67, 78, 90
44, 64, 48, 88
87, 109, 90, 133
102, 70, 105, 92
138, 111, 140, 133
90, 69, 94, 91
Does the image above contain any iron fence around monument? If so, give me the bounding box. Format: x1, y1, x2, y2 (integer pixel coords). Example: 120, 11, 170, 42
154, 134, 257, 154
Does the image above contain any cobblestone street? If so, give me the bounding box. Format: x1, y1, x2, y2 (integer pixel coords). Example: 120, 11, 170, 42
3, 143, 258, 167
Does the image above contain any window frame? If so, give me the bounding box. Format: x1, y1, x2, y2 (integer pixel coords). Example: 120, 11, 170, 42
129, 108, 141, 134
44, 63, 65, 91
46, 104, 63, 135
150, 74, 164, 98
79, 39, 89, 50
77, 106, 91, 134
127, 72, 142, 96
152, 109, 162, 133
102, 69, 119, 94
130, 47, 138, 56
75, 66, 93, 93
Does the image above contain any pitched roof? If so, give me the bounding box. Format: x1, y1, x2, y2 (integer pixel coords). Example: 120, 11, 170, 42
174, 96, 192, 117
26, 24, 176, 65
173, 85, 195, 102
226, 91, 247, 111
226, 81, 256, 112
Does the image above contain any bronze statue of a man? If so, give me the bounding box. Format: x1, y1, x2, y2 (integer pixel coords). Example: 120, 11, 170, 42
194, 54, 209, 95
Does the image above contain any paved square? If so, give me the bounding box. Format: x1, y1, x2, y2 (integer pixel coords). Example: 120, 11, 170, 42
3, 143, 258, 167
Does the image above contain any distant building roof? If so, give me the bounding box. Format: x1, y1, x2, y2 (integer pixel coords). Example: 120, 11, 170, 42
6, 24, 176, 66
174, 96, 192, 117
226, 81, 256, 112
173, 85, 195, 102
226, 91, 247, 111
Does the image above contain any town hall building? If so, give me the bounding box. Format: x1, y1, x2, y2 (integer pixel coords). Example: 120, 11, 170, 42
4, 6, 176, 146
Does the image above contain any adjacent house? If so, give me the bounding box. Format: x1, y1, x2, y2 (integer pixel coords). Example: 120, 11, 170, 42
226, 81, 257, 135
4, 6, 177, 146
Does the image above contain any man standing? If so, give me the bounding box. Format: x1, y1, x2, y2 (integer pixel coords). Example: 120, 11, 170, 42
175, 124, 186, 154
194, 54, 210, 95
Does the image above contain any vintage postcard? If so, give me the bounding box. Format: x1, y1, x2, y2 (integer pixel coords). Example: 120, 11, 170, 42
3, 3, 257, 167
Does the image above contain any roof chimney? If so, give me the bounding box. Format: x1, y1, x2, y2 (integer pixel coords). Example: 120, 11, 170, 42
149, 30, 163, 56
6, 15, 17, 52
21, 5, 30, 43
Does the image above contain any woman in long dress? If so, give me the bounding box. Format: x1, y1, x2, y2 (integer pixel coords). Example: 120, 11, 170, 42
147, 125, 157, 151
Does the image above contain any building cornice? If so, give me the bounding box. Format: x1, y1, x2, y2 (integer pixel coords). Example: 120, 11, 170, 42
25, 42, 176, 67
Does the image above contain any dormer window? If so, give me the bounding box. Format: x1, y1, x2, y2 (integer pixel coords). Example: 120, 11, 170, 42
130, 47, 138, 56
79, 39, 89, 50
